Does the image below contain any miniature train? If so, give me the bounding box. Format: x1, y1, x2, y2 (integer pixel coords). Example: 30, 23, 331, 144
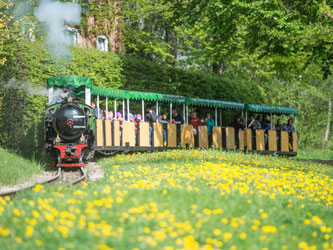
45, 76, 298, 167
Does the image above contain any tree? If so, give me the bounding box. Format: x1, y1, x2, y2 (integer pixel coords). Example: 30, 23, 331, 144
171, 0, 333, 76
0, 0, 14, 65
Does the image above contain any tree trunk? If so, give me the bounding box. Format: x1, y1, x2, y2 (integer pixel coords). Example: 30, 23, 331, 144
165, 26, 177, 66
323, 97, 332, 144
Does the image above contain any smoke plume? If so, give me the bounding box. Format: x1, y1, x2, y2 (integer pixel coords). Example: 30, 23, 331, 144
34, 0, 81, 58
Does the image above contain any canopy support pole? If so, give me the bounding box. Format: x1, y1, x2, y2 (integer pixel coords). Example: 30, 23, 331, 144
295, 116, 297, 131
48, 87, 53, 104
183, 104, 185, 124
85, 87, 91, 105
97, 95, 100, 118
127, 99, 130, 121
114, 100, 117, 119
220, 110, 222, 127
106, 97, 108, 114
142, 100, 145, 122
215, 108, 217, 126
186, 105, 189, 125
156, 101, 159, 117
241, 110, 244, 118
245, 111, 248, 128
122, 99, 125, 121
270, 113, 273, 129
170, 103, 173, 122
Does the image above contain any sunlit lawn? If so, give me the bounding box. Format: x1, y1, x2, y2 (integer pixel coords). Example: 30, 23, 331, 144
296, 149, 333, 161
0, 149, 332, 249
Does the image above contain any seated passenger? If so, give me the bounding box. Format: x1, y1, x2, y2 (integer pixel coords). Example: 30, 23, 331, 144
205, 113, 215, 146
229, 115, 238, 128
158, 114, 168, 146
264, 120, 275, 130
275, 119, 283, 131
145, 107, 158, 125
172, 109, 184, 124
99, 105, 105, 120
261, 114, 270, 129
91, 101, 98, 118
189, 112, 205, 135
283, 119, 296, 132
106, 110, 113, 120
204, 113, 215, 136
133, 114, 142, 131
238, 117, 245, 130
248, 115, 262, 130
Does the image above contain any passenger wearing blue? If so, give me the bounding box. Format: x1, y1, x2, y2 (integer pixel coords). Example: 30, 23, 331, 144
91, 101, 98, 118
204, 113, 214, 147
158, 114, 168, 146
283, 119, 296, 132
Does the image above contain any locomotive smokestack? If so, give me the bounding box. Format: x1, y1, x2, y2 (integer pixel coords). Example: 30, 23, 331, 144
34, 0, 81, 58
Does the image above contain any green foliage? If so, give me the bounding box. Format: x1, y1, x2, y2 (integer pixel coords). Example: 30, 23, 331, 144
123, 56, 266, 104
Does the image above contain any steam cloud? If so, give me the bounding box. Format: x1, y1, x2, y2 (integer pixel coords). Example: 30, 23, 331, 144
34, 0, 81, 58
0, 78, 48, 97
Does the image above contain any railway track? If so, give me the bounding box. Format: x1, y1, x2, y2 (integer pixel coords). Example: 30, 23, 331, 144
0, 167, 87, 197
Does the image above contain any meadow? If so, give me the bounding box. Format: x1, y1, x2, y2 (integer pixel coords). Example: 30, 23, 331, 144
0, 149, 332, 249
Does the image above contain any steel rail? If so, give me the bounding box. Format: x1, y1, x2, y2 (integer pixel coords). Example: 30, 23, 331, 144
0, 167, 62, 197
71, 167, 87, 185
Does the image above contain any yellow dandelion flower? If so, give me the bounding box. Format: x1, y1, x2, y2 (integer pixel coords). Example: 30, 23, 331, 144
261, 213, 268, 219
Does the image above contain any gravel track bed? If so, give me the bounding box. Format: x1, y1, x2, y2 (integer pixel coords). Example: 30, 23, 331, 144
0, 161, 104, 194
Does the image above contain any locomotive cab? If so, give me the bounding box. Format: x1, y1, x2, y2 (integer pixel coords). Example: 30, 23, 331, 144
45, 76, 95, 166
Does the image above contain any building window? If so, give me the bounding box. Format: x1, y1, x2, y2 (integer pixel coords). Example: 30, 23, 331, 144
64, 27, 78, 45
97, 35, 108, 52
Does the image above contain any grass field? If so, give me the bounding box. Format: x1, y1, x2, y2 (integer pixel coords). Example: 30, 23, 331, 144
296, 149, 333, 161
0, 149, 332, 249
0, 148, 43, 186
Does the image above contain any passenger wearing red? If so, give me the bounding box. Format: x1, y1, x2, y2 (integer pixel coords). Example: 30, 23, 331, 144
189, 112, 205, 134
189, 112, 204, 128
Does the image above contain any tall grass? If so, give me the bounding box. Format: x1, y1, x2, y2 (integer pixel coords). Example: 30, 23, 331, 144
0, 148, 44, 186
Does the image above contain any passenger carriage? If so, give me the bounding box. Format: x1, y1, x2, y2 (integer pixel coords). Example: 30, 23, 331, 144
46, 76, 298, 159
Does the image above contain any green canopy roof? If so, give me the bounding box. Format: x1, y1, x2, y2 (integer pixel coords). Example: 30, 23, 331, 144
159, 94, 186, 103
92, 86, 162, 101
185, 98, 244, 110
91, 86, 127, 99
125, 90, 163, 101
245, 104, 298, 115
47, 76, 92, 89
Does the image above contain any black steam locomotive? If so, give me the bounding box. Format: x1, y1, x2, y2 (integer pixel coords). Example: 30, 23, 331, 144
45, 80, 95, 167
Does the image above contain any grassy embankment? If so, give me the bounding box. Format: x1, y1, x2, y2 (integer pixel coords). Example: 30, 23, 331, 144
0, 148, 43, 186
0, 149, 332, 249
